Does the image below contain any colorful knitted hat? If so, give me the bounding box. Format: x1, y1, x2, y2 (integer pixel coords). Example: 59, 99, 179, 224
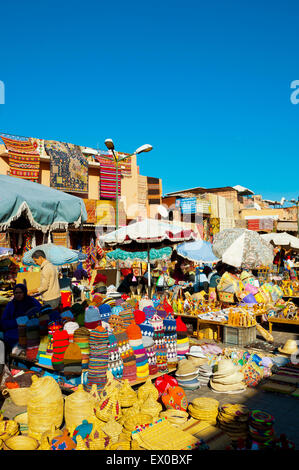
63, 321, 80, 341
99, 303, 112, 321
52, 329, 70, 371
90, 294, 104, 307
133, 309, 146, 325
163, 313, 177, 333
119, 309, 135, 328
111, 306, 124, 315
156, 306, 167, 319
142, 336, 154, 348
140, 319, 154, 338
17, 316, 28, 349
143, 306, 156, 320
63, 343, 82, 376
61, 310, 74, 320
126, 322, 142, 341
176, 316, 187, 332
149, 313, 164, 332
139, 298, 154, 311
84, 306, 101, 329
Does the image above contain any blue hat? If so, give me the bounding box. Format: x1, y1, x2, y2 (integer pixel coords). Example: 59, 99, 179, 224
143, 306, 156, 320
140, 319, 154, 338
16, 316, 29, 326
163, 313, 176, 332
99, 303, 112, 321
84, 306, 100, 329
61, 310, 74, 320
111, 305, 124, 316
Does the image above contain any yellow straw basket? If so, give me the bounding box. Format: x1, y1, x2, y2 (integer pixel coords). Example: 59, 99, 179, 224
2, 387, 29, 407
3, 435, 39, 450
0, 420, 19, 441
13, 412, 28, 434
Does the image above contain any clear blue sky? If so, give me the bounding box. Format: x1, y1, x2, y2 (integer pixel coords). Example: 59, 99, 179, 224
0, 0, 298, 202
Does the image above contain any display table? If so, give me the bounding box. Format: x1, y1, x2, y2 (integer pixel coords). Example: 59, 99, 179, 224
173, 313, 225, 341
268, 317, 299, 334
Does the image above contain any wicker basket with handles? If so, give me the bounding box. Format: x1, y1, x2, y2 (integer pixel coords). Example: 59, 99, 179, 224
2, 387, 29, 407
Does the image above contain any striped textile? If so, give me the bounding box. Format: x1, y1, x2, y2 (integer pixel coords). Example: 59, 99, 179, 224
0, 232, 10, 248
86, 326, 109, 392
97, 154, 121, 200
84, 199, 97, 224
116, 152, 132, 176
1, 135, 40, 181
235, 219, 248, 229
247, 219, 260, 231
29, 137, 45, 156
52, 231, 68, 247
147, 176, 161, 205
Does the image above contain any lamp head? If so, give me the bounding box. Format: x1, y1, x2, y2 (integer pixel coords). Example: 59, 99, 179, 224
105, 139, 115, 151
135, 144, 153, 154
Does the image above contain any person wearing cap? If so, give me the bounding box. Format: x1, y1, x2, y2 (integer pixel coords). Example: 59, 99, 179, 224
28, 250, 61, 310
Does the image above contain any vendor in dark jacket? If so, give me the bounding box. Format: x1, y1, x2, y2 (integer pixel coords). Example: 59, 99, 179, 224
0, 284, 41, 349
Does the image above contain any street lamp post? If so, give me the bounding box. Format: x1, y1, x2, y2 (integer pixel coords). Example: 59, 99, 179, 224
103, 139, 153, 287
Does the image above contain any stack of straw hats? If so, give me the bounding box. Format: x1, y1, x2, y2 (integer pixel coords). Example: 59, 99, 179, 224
175, 359, 200, 390
217, 404, 250, 441
209, 359, 246, 393
278, 339, 299, 356
186, 346, 211, 386
248, 410, 275, 447
188, 397, 219, 425
86, 326, 109, 392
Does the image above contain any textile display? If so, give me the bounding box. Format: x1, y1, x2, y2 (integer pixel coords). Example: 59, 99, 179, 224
29, 137, 45, 156
235, 219, 248, 229
196, 223, 204, 239
51, 232, 69, 248
147, 177, 161, 205
83, 200, 97, 224
196, 199, 211, 214
96, 154, 121, 200
96, 200, 116, 226
44, 140, 88, 194
1, 135, 40, 181
207, 194, 219, 218
0, 232, 10, 248
210, 218, 220, 236
115, 152, 132, 176
247, 219, 260, 231
220, 218, 235, 231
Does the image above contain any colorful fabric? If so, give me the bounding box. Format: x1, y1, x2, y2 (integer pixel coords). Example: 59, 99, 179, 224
115, 152, 132, 176
247, 219, 260, 231
1, 135, 40, 181
45, 140, 88, 194
86, 326, 109, 392
161, 386, 188, 411
97, 154, 121, 200
51, 232, 68, 247
210, 218, 220, 235
84, 200, 97, 224
0, 232, 9, 248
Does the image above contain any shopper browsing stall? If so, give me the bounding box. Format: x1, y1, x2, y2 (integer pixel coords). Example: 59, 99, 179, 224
28, 250, 61, 310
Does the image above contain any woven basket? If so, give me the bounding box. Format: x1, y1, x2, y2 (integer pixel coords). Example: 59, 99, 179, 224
2, 387, 29, 407
3, 435, 39, 450
95, 389, 121, 422
137, 378, 159, 402
75, 435, 89, 450
124, 413, 152, 432
0, 420, 19, 441
65, 384, 95, 435
13, 412, 28, 434
141, 395, 162, 418
119, 380, 137, 408
159, 409, 189, 426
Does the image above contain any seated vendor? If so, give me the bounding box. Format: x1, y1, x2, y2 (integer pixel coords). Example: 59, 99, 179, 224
193, 266, 209, 294
0, 284, 42, 351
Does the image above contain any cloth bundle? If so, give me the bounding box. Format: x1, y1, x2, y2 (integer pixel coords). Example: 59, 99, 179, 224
73, 327, 90, 370
126, 322, 149, 380
86, 326, 109, 392
107, 332, 123, 379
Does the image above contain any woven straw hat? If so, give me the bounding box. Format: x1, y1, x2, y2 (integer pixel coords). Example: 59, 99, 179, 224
176, 360, 199, 377
278, 339, 299, 355
187, 356, 208, 367
212, 371, 244, 385
186, 346, 207, 359
209, 380, 246, 393
212, 359, 239, 378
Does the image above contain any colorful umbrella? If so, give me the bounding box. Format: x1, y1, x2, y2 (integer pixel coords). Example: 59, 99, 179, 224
212, 228, 274, 269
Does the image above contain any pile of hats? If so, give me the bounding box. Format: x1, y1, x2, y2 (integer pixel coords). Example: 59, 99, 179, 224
156, 304, 167, 319
278, 339, 298, 357
175, 359, 200, 390
188, 397, 219, 425
108, 314, 125, 330
84, 306, 101, 329
115, 327, 137, 383
119, 309, 135, 328
150, 313, 167, 372
163, 313, 178, 367
107, 332, 123, 379
126, 322, 149, 380
209, 359, 246, 393
16, 316, 28, 350
176, 317, 189, 357
139, 298, 154, 312
133, 309, 146, 325
73, 327, 90, 370
248, 410, 276, 448
47, 322, 62, 354
38, 306, 52, 337
143, 337, 158, 376
86, 326, 109, 392
217, 404, 250, 441
143, 305, 156, 320
186, 346, 211, 385
140, 319, 154, 339
111, 305, 124, 316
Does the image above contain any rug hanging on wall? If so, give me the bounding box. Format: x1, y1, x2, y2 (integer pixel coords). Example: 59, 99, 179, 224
95, 153, 121, 200
84, 199, 97, 224
1, 135, 40, 181
44, 140, 88, 194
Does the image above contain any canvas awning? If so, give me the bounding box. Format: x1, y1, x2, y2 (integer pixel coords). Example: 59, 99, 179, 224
0, 175, 87, 233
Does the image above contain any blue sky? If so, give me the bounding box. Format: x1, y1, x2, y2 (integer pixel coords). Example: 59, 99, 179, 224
0, 0, 298, 203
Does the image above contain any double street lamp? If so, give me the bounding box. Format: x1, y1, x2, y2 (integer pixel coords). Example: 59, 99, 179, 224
102, 139, 153, 286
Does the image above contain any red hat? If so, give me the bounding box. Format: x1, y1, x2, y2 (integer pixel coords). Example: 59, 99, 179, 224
163, 299, 173, 314
176, 316, 187, 332
133, 309, 146, 325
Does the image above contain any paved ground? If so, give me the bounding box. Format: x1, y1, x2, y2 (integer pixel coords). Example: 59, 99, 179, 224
1, 322, 299, 449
